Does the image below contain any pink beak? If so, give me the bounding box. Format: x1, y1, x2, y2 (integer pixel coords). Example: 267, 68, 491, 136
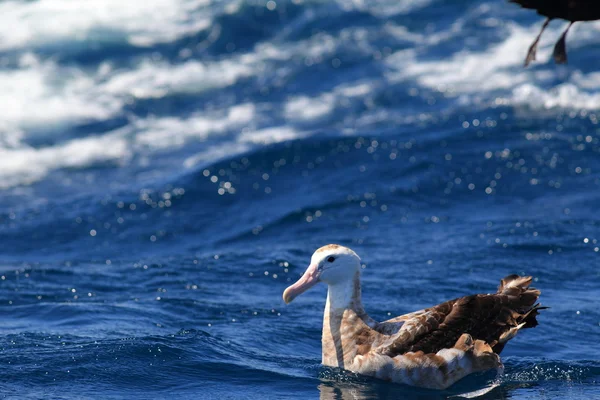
282, 263, 320, 304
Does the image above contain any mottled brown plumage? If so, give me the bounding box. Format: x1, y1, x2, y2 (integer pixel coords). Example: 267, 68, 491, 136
380, 274, 545, 357
283, 245, 546, 390
510, 0, 600, 66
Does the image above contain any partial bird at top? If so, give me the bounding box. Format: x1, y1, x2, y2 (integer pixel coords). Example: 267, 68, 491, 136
509, 0, 600, 66
282, 244, 546, 390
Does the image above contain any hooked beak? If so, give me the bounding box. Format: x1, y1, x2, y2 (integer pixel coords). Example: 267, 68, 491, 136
282, 263, 320, 304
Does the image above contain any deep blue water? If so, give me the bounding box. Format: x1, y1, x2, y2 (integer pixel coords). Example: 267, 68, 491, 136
1, 0, 599, 399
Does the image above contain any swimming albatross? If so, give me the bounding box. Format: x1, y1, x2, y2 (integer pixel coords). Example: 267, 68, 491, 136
510, 0, 600, 66
283, 244, 545, 390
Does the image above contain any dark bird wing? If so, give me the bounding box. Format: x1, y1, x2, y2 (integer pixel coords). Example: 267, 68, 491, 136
378, 275, 545, 357
509, 0, 600, 21
510, 0, 569, 19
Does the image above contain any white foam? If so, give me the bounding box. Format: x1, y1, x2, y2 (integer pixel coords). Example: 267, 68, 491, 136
337, 82, 373, 98
511, 82, 600, 110
284, 81, 375, 123
0, 0, 211, 51
0, 54, 257, 136
0, 21, 363, 189
240, 126, 302, 145
336, 0, 433, 17
102, 58, 254, 98
0, 101, 258, 188
5, 0, 600, 191
285, 94, 335, 122
0, 17, 359, 136
385, 20, 600, 110
0, 55, 122, 135
0, 133, 129, 189
182, 126, 304, 169
135, 103, 256, 149
386, 23, 533, 93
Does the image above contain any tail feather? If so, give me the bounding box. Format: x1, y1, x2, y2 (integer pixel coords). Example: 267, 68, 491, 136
498, 274, 532, 294
491, 275, 546, 353
498, 322, 527, 344
521, 303, 549, 329
498, 274, 540, 308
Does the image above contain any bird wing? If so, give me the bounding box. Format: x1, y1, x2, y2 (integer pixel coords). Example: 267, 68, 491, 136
352, 332, 502, 390
377, 275, 543, 357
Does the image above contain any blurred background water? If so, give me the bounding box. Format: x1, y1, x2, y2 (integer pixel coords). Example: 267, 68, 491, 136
0, 0, 599, 399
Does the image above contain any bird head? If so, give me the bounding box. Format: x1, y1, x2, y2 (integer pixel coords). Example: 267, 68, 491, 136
282, 244, 361, 304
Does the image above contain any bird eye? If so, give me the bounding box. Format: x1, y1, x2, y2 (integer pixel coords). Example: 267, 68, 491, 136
327, 256, 335, 263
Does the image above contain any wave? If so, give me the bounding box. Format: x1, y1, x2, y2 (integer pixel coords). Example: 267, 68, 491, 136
386, 18, 600, 111
0, 0, 213, 52
2, 0, 600, 192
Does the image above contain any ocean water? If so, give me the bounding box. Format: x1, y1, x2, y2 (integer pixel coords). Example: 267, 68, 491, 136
1, 0, 599, 398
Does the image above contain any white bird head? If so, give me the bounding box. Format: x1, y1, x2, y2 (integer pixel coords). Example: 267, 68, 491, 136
282, 244, 361, 304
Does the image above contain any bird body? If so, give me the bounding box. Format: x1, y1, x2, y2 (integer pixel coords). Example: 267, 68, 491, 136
510, 0, 600, 65
511, 0, 600, 21
283, 245, 545, 390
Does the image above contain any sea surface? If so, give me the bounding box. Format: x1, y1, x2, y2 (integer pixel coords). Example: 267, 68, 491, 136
1, 0, 599, 399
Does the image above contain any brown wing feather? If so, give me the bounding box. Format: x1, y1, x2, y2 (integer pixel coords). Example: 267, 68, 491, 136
380, 275, 544, 357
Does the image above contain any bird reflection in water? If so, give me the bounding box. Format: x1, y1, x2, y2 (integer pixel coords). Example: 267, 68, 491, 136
316, 370, 535, 400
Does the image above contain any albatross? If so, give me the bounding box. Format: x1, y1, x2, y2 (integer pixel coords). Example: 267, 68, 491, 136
283, 244, 545, 390
510, 0, 600, 66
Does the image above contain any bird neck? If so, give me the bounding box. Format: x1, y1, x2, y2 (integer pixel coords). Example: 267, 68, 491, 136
322, 271, 374, 368
325, 271, 363, 312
